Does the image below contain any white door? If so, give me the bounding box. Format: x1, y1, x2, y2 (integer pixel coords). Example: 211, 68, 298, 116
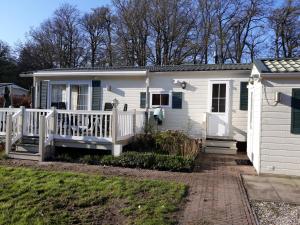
207, 80, 231, 137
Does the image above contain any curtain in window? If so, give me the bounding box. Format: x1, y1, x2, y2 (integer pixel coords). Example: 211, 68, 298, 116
71, 85, 88, 110
51, 84, 66, 108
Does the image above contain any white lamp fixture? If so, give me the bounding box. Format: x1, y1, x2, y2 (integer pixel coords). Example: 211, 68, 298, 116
173, 79, 187, 89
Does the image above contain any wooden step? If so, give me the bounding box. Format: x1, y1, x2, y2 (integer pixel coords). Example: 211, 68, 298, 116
205, 140, 236, 148
15, 144, 38, 153
8, 152, 40, 161
20, 136, 39, 145
204, 147, 237, 155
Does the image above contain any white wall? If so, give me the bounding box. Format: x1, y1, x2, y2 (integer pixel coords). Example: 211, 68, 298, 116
247, 81, 262, 173
260, 79, 300, 176
100, 77, 147, 110
149, 70, 249, 141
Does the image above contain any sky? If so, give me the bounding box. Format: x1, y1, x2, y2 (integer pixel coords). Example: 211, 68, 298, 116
0, 0, 112, 47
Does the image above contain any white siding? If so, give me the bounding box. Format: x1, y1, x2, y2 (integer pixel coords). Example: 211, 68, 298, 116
260, 79, 300, 176
101, 77, 147, 110
247, 81, 262, 173
149, 70, 249, 141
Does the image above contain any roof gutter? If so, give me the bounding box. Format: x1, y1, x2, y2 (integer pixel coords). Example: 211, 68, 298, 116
261, 72, 300, 79
30, 70, 148, 78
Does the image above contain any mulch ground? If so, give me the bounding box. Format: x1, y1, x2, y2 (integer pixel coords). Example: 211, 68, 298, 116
0, 153, 257, 225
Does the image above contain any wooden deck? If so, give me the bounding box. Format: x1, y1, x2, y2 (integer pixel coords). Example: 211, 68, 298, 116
0, 107, 146, 160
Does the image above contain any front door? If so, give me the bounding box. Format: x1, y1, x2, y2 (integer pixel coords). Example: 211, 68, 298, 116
207, 80, 231, 137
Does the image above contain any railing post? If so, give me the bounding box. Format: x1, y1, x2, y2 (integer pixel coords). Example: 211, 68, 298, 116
132, 109, 136, 135
51, 107, 57, 136
20, 106, 25, 137
112, 104, 118, 144
39, 115, 45, 162
5, 113, 12, 154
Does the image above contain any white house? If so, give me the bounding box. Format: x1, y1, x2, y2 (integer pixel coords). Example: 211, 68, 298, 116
19, 64, 251, 152
1, 60, 300, 176
0, 83, 28, 96
248, 58, 300, 176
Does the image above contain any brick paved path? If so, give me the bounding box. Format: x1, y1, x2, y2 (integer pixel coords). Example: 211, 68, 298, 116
0, 153, 257, 225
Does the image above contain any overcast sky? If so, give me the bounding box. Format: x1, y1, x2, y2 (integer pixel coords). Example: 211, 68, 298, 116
0, 0, 111, 47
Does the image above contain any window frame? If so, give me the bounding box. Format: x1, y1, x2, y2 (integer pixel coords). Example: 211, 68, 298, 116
211, 83, 227, 113
291, 88, 300, 134
240, 81, 248, 111
48, 80, 92, 110
150, 91, 171, 108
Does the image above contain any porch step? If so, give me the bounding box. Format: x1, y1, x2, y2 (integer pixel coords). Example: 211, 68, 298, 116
15, 144, 39, 153
204, 147, 237, 155
19, 136, 39, 145
8, 152, 40, 161
205, 139, 237, 149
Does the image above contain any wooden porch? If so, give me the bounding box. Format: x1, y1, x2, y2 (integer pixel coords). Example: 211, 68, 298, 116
0, 107, 146, 161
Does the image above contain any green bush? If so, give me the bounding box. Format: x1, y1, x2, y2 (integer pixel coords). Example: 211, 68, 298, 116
100, 152, 194, 172
125, 130, 201, 159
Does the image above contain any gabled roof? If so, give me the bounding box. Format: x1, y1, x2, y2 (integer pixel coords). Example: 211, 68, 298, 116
0, 83, 28, 92
254, 58, 300, 73
20, 63, 252, 77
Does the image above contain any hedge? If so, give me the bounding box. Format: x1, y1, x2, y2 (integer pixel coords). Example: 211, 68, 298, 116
100, 152, 194, 172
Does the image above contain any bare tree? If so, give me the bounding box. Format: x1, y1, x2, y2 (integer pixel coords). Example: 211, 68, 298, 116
148, 0, 195, 65
114, 0, 150, 66
269, 0, 300, 58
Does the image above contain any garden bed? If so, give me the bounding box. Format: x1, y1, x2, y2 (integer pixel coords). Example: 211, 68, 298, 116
0, 165, 187, 225
54, 151, 195, 172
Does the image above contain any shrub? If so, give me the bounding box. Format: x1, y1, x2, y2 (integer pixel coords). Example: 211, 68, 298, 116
125, 130, 201, 159
100, 152, 194, 172
0, 95, 31, 108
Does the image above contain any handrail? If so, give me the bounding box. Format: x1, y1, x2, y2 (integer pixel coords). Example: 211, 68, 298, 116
56, 109, 113, 115
11, 109, 23, 144
44, 110, 54, 146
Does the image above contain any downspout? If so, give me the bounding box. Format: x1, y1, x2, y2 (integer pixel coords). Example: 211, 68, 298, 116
145, 70, 150, 127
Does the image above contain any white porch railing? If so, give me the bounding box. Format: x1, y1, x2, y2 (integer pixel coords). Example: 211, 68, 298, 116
44, 110, 54, 146
23, 109, 52, 136
136, 111, 146, 134
117, 111, 134, 141
0, 107, 146, 157
54, 110, 113, 142
0, 108, 19, 135
11, 109, 23, 144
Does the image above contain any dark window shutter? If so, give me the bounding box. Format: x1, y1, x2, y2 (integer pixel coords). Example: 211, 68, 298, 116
40, 81, 49, 109
291, 89, 300, 134
240, 82, 248, 110
92, 80, 101, 110
172, 92, 182, 109
140, 92, 146, 108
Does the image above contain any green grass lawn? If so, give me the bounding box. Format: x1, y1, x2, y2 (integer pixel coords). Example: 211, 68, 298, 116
0, 166, 187, 225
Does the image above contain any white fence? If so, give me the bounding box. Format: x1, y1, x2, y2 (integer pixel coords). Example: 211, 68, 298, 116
54, 110, 113, 141
0, 107, 146, 146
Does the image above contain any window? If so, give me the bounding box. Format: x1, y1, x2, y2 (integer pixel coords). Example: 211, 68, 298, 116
51, 84, 67, 109
240, 82, 248, 110
291, 89, 300, 134
211, 83, 226, 112
71, 84, 89, 110
151, 93, 169, 107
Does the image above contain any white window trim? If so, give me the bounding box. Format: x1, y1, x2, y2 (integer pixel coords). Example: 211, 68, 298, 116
150, 91, 172, 108
48, 80, 92, 110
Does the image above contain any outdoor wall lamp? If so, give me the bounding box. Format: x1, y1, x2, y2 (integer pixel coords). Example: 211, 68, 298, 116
112, 98, 119, 108
173, 79, 187, 89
